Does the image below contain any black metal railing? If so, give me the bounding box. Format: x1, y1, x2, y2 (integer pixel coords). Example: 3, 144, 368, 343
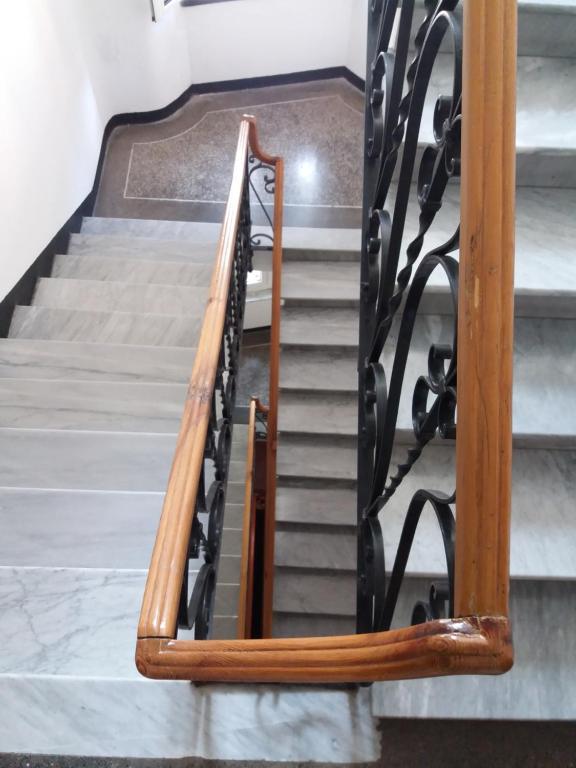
177, 151, 276, 640
357, 0, 462, 634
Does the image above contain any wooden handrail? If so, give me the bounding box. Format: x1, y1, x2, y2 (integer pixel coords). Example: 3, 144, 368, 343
137, 0, 516, 679
455, 0, 517, 618
138, 119, 251, 640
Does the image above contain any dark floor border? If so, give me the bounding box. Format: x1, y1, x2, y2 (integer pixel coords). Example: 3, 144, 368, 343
0, 194, 91, 337
0, 67, 364, 337
88, 66, 365, 212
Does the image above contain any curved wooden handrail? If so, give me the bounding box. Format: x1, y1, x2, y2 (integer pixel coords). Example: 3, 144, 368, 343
137, 0, 515, 681
138, 117, 278, 640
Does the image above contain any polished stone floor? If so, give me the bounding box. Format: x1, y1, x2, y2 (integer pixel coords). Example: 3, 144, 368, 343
95, 79, 364, 228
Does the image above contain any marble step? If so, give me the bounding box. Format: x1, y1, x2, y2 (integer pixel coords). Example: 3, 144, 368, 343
282, 261, 359, 307
0, 487, 242, 583
273, 612, 356, 638
9, 306, 202, 347
0, 338, 194, 382
277, 435, 356, 486
411, 0, 576, 59
0, 427, 245, 492
0, 565, 239, 680
32, 277, 208, 316
68, 232, 217, 262
411, 53, 576, 187
0, 678, 376, 762
275, 529, 356, 571
279, 390, 357, 437
0, 379, 186, 432
371, 577, 576, 721
276, 485, 357, 527
281, 306, 359, 348
280, 347, 356, 393
277, 440, 576, 580
80, 218, 362, 253
52, 254, 215, 287
80, 217, 222, 242
0, 428, 175, 492
279, 317, 576, 447
273, 570, 355, 616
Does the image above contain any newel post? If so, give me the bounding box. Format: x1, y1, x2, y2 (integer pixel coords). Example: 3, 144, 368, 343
455, 1, 517, 618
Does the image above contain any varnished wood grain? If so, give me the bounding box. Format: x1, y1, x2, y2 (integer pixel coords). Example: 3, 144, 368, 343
245, 121, 285, 639
138, 121, 252, 639
136, 615, 512, 682
455, 2, 517, 617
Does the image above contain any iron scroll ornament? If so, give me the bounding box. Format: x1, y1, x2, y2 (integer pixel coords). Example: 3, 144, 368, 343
177, 148, 277, 639
357, 0, 462, 634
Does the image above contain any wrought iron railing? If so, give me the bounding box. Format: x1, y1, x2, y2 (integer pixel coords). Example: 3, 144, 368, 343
357, 0, 513, 636
138, 116, 280, 643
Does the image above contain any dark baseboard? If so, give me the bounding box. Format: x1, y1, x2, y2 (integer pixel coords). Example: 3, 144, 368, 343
1, 66, 364, 337
0, 195, 92, 338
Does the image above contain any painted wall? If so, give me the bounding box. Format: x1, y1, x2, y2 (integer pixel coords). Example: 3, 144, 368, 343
0, 0, 365, 300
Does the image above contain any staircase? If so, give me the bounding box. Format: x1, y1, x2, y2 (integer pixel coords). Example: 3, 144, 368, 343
269, 0, 576, 721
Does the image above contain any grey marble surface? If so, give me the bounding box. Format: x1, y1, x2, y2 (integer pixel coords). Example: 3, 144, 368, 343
0, 566, 148, 678
0, 678, 377, 760
52, 254, 215, 287
280, 347, 357, 392
0, 428, 175, 491
280, 316, 576, 446
0, 488, 163, 569
32, 277, 209, 316
275, 486, 357, 527
69, 233, 217, 262
372, 579, 576, 720
0, 339, 195, 382
9, 306, 202, 347
281, 306, 359, 348
0, 379, 186, 432
275, 529, 356, 572
282, 261, 359, 306
273, 570, 355, 616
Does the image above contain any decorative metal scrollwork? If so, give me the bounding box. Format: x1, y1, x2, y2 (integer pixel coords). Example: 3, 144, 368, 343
248, 154, 276, 248
357, 0, 462, 634
177, 160, 258, 639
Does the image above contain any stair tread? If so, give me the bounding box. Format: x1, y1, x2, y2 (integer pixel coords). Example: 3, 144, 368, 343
276, 485, 357, 527
281, 306, 359, 348
0, 565, 239, 679
0, 378, 186, 432
275, 529, 356, 571
280, 347, 356, 393
68, 232, 217, 261
32, 277, 208, 316
273, 570, 355, 615
0, 338, 195, 382
276, 440, 576, 580
279, 391, 357, 436
9, 306, 202, 347
52, 253, 214, 286
279, 316, 576, 446
282, 261, 359, 306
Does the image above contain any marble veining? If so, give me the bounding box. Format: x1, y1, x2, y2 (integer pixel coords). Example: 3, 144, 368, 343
0, 338, 195, 382
9, 306, 202, 347
52, 254, 215, 287
0, 678, 378, 760
0, 428, 176, 491
33, 277, 209, 317
0, 379, 186, 432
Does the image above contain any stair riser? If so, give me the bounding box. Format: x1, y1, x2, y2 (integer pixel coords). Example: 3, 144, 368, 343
9, 307, 202, 347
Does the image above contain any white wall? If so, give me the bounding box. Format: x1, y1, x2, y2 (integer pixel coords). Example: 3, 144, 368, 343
0, 0, 365, 301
